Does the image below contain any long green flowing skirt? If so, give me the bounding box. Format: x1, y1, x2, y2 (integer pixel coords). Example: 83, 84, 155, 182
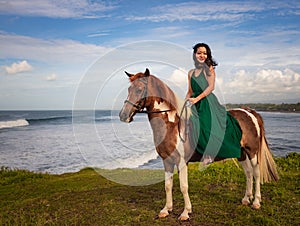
189, 93, 242, 158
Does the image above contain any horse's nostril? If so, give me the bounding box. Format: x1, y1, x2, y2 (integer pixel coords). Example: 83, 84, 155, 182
119, 111, 128, 122
119, 113, 125, 120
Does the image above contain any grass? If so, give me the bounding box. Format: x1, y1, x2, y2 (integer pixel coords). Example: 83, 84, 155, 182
0, 153, 299, 225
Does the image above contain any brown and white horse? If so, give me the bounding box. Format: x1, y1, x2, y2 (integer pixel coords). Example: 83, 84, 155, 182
119, 68, 279, 221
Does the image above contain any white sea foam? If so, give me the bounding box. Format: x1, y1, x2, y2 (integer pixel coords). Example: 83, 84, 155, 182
98, 149, 159, 169
0, 119, 29, 129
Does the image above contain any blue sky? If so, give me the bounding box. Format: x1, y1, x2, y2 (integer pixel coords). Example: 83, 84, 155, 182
0, 0, 299, 110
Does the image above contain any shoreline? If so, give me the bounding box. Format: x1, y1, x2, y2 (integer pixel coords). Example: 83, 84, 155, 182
1, 152, 298, 176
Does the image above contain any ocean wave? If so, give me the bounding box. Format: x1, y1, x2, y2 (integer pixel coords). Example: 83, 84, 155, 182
0, 119, 29, 129
95, 116, 119, 123
27, 116, 72, 124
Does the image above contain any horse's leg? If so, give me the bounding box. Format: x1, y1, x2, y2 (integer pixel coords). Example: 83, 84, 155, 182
240, 155, 254, 206
178, 158, 192, 221
250, 155, 261, 209
159, 163, 174, 218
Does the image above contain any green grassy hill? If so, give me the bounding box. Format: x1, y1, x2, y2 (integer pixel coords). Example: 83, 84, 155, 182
1, 153, 299, 225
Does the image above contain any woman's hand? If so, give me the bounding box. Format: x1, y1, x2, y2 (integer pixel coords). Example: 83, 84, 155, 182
188, 97, 199, 105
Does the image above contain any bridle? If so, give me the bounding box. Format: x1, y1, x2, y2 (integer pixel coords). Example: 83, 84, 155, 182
123, 76, 189, 142
123, 77, 171, 114
124, 77, 148, 113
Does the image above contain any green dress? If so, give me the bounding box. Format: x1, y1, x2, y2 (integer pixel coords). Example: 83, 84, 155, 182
189, 70, 242, 158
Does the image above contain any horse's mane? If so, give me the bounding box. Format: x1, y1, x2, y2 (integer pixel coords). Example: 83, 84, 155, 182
148, 75, 190, 119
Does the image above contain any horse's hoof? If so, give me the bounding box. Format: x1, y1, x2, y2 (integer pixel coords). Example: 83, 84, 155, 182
242, 200, 250, 206
179, 215, 189, 221
252, 203, 261, 209
158, 212, 169, 218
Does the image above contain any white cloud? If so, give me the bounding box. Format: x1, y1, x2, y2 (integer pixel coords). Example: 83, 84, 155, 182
46, 73, 57, 81
0, 32, 111, 66
151, 26, 191, 39
125, 1, 299, 23
126, 2, 255, 22
87, 32, 110, 38
169, 68, 188, 87
3, 60, 33, 74
0, 0, 116, 18
226, 68, 300, 95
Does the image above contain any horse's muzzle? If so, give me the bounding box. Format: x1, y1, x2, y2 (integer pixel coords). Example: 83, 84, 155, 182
119, 110, 134, 123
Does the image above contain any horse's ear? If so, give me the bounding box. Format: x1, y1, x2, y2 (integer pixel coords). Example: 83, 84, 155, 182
144, 68, 150, 77
125, 71, 133, 77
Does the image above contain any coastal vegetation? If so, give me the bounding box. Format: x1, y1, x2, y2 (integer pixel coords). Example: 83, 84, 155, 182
226, 103, 300, 112
0, 153, 299, 225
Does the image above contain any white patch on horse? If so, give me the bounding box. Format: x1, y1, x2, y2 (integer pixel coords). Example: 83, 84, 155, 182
176, 136, 185, 159
153, 100, 175, 122
235, 108, 260, 137
167, 111, 176, 123
250, 154, 258, 167
178, 158, 192, 219
160, 171, 174, 216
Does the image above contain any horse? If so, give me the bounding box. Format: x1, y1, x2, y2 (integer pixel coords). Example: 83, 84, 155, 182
119, 68, 279, 221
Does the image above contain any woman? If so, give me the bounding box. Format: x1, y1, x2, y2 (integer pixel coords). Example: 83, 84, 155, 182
186, 43, 242, 164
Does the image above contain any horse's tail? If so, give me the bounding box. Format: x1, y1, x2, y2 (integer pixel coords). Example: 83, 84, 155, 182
250, 110, 279, 184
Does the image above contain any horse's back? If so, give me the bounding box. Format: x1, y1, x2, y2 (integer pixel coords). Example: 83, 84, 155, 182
229, 108, 262, 160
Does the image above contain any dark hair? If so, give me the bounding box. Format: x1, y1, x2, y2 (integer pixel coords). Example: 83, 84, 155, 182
193, 43, 218, 68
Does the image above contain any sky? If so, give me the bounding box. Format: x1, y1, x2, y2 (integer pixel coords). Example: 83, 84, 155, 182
0, 0, 299, 110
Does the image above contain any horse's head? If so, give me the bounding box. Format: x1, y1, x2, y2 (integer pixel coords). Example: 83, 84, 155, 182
119, 68, 150, 123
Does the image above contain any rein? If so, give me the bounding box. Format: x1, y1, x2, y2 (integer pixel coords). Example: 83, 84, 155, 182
124, 99, 172, 114
178, 100, 190, 143
138, 109, 172, 114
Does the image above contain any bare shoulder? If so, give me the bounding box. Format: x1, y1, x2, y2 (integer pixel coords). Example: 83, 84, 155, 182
188, 69, 194, 77
209, 66, 216, 76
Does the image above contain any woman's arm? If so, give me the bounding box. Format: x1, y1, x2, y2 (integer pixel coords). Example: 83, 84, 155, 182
189, 66, 215, 104
185, 69, 194, 100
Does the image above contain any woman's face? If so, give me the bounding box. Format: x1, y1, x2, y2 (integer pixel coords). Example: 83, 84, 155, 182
195, 46, 207, 63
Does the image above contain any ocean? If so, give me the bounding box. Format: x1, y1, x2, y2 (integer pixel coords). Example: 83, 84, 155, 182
0, 110, 299, 174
